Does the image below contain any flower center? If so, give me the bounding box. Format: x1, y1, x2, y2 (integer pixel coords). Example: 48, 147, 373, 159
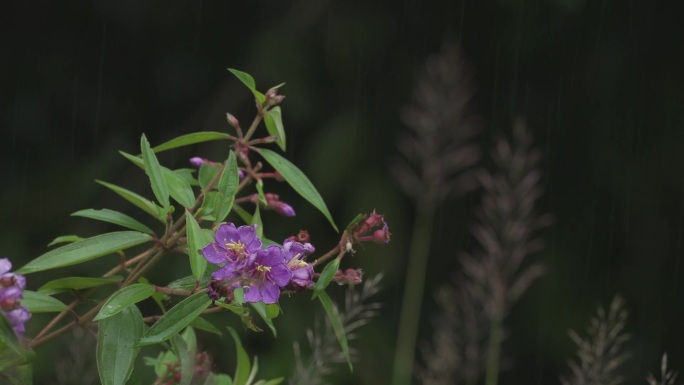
225, 241, 247, 260
288, 259, 308, 270
256, 264, 271, 274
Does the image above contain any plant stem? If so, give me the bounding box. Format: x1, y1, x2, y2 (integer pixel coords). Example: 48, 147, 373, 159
391, 208, 435, 385
484, 313, 502, 385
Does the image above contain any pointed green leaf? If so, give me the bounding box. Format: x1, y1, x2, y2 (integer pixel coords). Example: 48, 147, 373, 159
170, 334, 193, 385
313, 258, 340, 294
227, 327, 251, 385
263, 107, 286, 151
252, 206, 263, 239
163, 168, 196, 208
97, 305, 144, 385
0, 314, 34, 371
199, 164, 220, 191
214, 302, 261, 332
120, 152, 196, 209
249, 302, 276, 337
190, 317, 222, 336
213, 151, 239, 223
21, 291, 67, 313
227, 68, 265, 104
232, 204, 253, 224
317, 290, 352, 370
72, 208, 154, 235
96, 180, 165, 222
168, 275, 211, 291
38, 276, 122, 294
94, 283, 156, 321
47, 235, 84, 247
137, 292, 211, 346
257, 149, 337, 231
17, 232, 152, 274
152, 132, 232, 153
141, 134, 170, 208
255, 379, 284, 385
185, 210, 207, 280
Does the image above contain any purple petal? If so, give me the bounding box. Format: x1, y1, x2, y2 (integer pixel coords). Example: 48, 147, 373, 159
211, 263, 241, 281
215, 223, 239, 245
202, 243, 228, 265
237, 225, 262, 252
0, 259, 11, 275
243, 285, 262, 303
256, 246, 283, 267
259, 281, 281, 304
268, 264, 293, 287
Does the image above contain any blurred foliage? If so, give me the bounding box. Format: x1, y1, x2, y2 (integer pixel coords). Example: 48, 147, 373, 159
3, 0, 684, 384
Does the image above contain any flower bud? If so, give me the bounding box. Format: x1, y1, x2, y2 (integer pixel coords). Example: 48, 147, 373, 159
226, 113, 240, 129
189, 157, 206, 167
333, 268, 363, 285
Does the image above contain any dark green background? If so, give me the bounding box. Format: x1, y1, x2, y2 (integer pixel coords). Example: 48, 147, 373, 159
3, 0, 684, 383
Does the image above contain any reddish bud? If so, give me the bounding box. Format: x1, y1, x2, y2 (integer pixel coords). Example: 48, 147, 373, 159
226, 113, 240, 128
333, 268, 363, 285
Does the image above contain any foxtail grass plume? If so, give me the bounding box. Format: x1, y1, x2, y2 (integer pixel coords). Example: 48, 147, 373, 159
391, 43, 481, 209
290, 274, 383, 385
561, 295, 632, 385
418, 121, 550, 384
648, 353, 682, 385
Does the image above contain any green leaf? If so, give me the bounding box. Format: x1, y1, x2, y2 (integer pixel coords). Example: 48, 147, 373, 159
72, 208, 154, 235
141, 134, 170, 208
227, 68, 265, 104
214, 302, 261, 332
97, 305, 144, 385
190, 317, 222, 336
254, 379, 284, 385
170, 334, 193, 385
213, 151, 239, 223
96, 180, 165, 222
265, 304, 280, 319
152, 131, 232, 153
199, 164, 220, 191
344, 213, 365, 232
0, 314, 34, 372
313, 258, 340, 295
120, 151, 196, 208
257, 149, 338, 231
137, 292, 212, 346
317, 290, 352, 370
163, 168, 196, 208
263, 107, 286, 151
17, 232, 152, 274
206, 373, 233, 385
185, 211, 207, 281
94, 283, 156, 321
227, 327, 251, 385
249, 302, 276, 337
47, 235, 84, 247
252, 206, 263, 239
20, 291, 67, 313
38, 276, 122, 294
167, 275, 211, 291
232, 204, 253, 224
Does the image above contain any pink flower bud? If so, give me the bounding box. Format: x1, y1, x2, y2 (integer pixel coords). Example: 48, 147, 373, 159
226, 113, 240, 128
333, 268, 363, 285
189, 157, 206, 167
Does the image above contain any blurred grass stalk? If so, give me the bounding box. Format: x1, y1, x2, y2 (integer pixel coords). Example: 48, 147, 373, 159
390, 43, 480, 385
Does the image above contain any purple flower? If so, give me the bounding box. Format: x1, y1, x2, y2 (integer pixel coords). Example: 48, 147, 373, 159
242, 246, 292, 304
0, 258, 30, 338
202, 223, 262, 282
282, 240, 315, 292
189, 157, 206, 167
